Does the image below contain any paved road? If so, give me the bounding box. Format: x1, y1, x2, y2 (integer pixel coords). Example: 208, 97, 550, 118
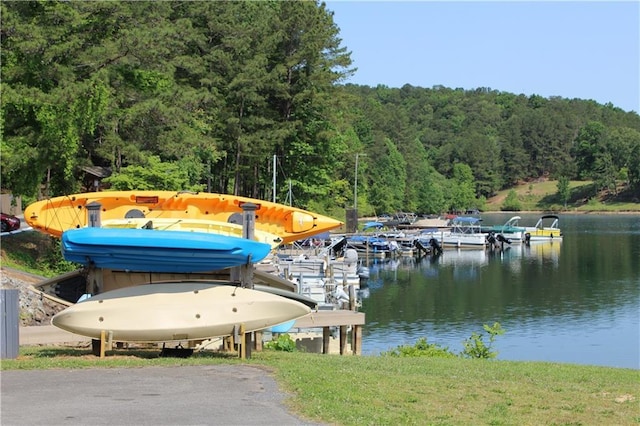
1, 365, 320, 426
3, 218, 322, 425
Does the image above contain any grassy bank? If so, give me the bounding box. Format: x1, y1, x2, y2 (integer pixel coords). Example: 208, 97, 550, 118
3, 347, 638, 425
2, 211, 639, 425
484, 180, 640, 212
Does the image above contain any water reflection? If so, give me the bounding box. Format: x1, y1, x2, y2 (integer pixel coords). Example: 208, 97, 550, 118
359, 214, 640, 369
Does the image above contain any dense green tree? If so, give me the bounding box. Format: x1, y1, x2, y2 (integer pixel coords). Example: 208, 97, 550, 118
367, 136, 406, 214
1, 1, 112, 196
607, 127, 640, 181
2, 1, 640, 213
448, 163, 477, 212
557, 176, 570, 208
628, 140, 640, 192
501, 189, 521, 211
103, 155, 205, 191
498, 116, 529, 186
574, 121, 607, 180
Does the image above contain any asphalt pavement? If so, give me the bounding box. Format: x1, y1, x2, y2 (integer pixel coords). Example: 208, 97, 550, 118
2, 218, 322, 426
1, 364, 320, 426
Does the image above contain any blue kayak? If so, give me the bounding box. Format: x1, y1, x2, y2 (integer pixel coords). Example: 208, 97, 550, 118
61, 227, 272, 273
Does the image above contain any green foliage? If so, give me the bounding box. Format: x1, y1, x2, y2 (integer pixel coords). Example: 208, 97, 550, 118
43, 237, 78, 275
2, 1, 639, 208
449, 163, 478, 212
0, 232, 77, 277
461, 322, 505, 359
368, 137, 407, 213
381, 337, 456, 358
264, 334, 297, 352
103, 156, 205, 191
501, 189, 522, 211
557, 176, 571, 207
382, 325, 505, 360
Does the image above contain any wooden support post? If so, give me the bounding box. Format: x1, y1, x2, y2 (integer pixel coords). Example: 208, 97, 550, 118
244, 329, 252, 359
225, 336, 233, 352
322, 327, 331, 354
239, 323, 246, 359
100, 330, 106, 358
339, 325, 347, 355
352, 325, 362, 355
254, 331, 263, 351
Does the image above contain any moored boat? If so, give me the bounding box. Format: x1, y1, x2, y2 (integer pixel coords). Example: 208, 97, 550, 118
439, 217, 487, 249
523, 214, 563, 241
481, 216, 525, 243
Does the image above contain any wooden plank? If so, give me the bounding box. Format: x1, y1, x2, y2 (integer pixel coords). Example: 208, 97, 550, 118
293, 310, 365, 328
322, 327, 330, 354
352, 325, 362, 355
254, 331, 263, 351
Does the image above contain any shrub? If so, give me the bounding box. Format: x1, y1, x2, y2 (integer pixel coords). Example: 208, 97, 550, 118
461, 322, 505, 359
381, 337, 456, 358
501, 190, 522, 211
264, 333, 297, 352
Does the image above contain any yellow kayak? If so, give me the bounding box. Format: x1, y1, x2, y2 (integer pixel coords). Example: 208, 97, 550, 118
24, 190, 342, 244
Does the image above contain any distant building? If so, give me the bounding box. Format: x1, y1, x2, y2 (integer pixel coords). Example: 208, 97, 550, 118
81, 166, 112, 192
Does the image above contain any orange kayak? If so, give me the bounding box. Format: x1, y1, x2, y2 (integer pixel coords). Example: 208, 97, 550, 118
24, 190, 342, 244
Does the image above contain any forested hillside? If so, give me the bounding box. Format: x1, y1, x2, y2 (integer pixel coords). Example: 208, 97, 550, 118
2, 1, 639, 218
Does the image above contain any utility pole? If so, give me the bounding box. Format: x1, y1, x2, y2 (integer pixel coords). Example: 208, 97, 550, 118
272, 155, 277, 203
354, 153, 366, 211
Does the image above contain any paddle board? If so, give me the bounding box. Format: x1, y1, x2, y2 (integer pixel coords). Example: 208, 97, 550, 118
61, 227, 272, 272
24, 191, 342, 243
51, 282, 312, 342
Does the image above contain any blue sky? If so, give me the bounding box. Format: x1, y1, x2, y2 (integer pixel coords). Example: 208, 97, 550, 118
326, 1, 639, 113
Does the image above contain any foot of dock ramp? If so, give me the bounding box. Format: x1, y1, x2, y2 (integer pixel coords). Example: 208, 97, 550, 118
293, 310, 365, 355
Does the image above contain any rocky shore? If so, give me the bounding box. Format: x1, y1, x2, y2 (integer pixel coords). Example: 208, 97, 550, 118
1, 268, 66, 326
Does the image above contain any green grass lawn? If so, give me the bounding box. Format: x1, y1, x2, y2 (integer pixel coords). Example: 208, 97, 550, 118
485, 180, 640, 212
3, 347, 639, 425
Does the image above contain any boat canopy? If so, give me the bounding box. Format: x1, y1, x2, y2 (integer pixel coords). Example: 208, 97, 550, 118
363, 221, 384, 230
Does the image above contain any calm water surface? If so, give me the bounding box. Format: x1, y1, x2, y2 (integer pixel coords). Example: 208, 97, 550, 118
359, 213, 640, 369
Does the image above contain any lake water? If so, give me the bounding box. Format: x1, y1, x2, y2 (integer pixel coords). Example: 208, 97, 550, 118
358, 213, 640, 369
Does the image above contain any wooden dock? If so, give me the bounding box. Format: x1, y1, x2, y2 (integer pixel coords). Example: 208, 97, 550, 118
293, 310, 365, 355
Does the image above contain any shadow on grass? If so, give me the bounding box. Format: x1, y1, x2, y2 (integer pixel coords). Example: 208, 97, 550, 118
25, 346, 239, 360
536, 182, 599, 210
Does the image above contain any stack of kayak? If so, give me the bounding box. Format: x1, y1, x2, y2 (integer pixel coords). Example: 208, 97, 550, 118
24, 190, 343, 342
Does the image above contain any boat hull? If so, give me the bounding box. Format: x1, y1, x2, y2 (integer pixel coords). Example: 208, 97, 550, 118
525, 229, 563, 241
419, 231, 488, 249
524, 215, 563, 241
25, 191, 342, 244
61, 227, 272, 272
51, 282, 312, 342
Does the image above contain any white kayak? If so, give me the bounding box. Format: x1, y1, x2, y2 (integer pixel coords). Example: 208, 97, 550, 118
51, 282, 312, 342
